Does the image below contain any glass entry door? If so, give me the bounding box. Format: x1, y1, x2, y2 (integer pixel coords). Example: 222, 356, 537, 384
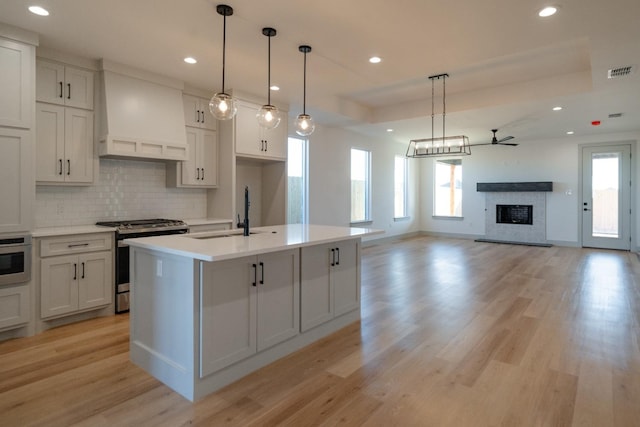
581, 144, 631, 250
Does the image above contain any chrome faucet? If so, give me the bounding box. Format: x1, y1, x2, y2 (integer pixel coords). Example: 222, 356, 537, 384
236, 186, 250, 236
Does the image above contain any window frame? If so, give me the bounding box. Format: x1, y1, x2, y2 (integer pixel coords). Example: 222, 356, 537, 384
350, 148, 372, 224
394, 155, 409, 220
287, 136, 308, 224
433, 158, 463, 218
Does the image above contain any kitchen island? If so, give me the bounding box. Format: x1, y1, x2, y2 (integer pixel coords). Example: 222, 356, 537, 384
125, 224, 382, 401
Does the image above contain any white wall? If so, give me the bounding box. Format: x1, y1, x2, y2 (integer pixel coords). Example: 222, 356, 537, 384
419, 131, 640, 247
307, 124, 420, 239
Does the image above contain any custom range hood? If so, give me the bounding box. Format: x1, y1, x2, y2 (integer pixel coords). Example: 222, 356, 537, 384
98, 60, 188, 161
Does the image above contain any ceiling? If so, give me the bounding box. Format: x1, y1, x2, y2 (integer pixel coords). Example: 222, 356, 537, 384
1, 0, 639, 146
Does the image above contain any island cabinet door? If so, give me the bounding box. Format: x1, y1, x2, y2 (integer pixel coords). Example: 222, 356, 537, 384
300, 243, 333, 332
200, 256, 257, 378
256, 249, 300, 352
332, 239, 360, 317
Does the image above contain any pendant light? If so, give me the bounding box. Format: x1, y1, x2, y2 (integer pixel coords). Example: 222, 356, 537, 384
256, 27, 282, 130
209, 4, 237, 120
406, 73, 471, 158
295, 45, 315, 136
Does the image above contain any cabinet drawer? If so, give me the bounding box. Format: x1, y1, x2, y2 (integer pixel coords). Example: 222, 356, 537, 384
40, 233, 114, 257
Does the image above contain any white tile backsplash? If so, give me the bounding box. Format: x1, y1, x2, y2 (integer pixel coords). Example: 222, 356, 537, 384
35, 159, 207, 227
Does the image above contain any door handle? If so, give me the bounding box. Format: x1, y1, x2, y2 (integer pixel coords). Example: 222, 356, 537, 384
252, 263, 257, 286
259, 262, 264, 285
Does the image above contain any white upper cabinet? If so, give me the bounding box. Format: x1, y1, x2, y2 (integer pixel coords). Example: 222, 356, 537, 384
0, 37, 34, 128
183, 95, 216, 130
36, 103, 93, 184
0, 128, 32, 233
234, 100, 287, 160
36, 60, 94, 110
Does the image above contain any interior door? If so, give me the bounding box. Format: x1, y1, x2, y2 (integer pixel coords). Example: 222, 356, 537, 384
581, 144, 631, 250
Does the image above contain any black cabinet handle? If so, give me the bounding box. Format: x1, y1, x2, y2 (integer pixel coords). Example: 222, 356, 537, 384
73, 263, 77, 280
196, 109, 199, 123
265, 140, 268, 152
336, 247, 340, 265
201, 111, 205, 124
259, 262, 264, 285
331, 248, 335, 266
81, 262, 85, 279
252, 263, 257, 286
67, 159, 71, 175
67, 83, 71, 100
59, 81, 63, 98
59, 159, 63, 175
201, 168, 205, 180
196, 167, 200, 180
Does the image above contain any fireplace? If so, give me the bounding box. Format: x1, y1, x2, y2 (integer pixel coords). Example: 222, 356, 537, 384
496, 204, 533, 225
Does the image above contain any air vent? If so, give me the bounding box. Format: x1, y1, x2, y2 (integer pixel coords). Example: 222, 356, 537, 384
607, 65, 635, 79
608, 113, 624, 118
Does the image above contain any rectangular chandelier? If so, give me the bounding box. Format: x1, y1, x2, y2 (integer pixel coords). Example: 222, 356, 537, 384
406, 135, 471, 158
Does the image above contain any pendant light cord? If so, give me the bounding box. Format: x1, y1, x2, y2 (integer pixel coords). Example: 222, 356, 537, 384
221, 14, 227, 93
431, 77, 435, 145
442, 75, 446, 147
303, 51, 307, 115
267, 35, 271, 105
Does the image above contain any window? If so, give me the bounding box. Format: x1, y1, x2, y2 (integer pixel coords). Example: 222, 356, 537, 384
394, 156, 408, 218
287, 137, 307, 224
434, 159, 462, 217
351, 148, 371, 223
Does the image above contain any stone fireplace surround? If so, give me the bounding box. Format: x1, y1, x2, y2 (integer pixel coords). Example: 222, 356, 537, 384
476, 182, 553, 246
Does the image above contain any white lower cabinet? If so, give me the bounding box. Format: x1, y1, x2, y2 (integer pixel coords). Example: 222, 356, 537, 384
300, 239, 360, 332
199, 248, 299, 377
38, 233, 113, 319
0, 285, 29, 330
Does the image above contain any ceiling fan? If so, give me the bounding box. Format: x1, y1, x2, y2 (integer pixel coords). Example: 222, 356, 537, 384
471, 129, 518, 146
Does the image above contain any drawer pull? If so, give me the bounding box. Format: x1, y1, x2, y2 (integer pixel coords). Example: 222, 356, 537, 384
67, 243, 90, 248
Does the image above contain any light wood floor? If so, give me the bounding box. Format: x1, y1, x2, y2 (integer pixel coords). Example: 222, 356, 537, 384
1, 236, 640, 426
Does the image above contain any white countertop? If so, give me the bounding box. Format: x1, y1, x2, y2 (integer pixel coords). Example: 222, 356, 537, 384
125, 224, 383, 262
32, 225, 116, 237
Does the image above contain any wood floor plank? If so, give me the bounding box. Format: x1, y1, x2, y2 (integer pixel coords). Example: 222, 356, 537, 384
0, 236, 639, 426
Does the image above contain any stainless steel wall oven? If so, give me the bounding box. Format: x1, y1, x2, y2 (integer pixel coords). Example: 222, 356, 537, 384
0, 234, 32, 286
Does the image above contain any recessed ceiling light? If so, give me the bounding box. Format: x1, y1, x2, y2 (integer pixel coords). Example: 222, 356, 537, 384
183, 57, 197, 64
28, 6, 49, 16
369, 56, 382, 64
566, 131, 574, 135
538, 6, 557, 17
552, 106, 562, 111
270, 85, 280, 91
386, 129, 394, 132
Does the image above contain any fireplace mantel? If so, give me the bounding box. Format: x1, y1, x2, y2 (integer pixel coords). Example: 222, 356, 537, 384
476, 182, 553, 192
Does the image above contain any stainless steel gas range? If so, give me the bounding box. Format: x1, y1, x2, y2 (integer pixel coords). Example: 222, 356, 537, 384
96, 219, 188, 313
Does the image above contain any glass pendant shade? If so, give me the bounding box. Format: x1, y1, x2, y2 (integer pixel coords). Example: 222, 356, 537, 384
256, 104, 281, 130
209, 92, 237, 120
295, 114, 315, 136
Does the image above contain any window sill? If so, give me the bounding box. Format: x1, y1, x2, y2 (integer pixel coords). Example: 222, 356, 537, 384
350, 220, 373, 226
432, 215, 464, 221
393, 216, 411, 222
